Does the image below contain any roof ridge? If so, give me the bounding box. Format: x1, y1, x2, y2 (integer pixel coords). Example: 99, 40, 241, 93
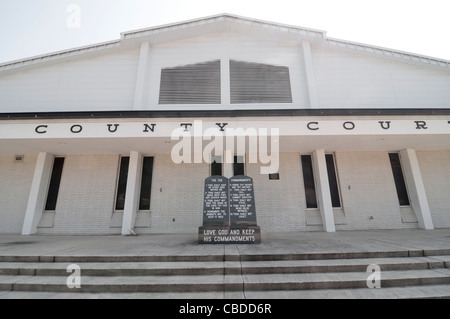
120, 13, 327, 40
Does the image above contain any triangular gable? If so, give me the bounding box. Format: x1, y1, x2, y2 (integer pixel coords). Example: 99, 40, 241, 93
0, 13, 449, 74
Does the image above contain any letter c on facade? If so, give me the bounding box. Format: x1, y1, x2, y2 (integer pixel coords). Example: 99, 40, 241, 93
307, 122, 319, 131
35, 125, 48, 134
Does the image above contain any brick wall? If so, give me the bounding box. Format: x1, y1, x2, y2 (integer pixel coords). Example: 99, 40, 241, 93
417, 150, 450, 229
140, 154, 208, 234
335, 151, 417, 230
2, 151, 447, 235
0, 155, 36, 234
143, 153, 308, 234
39, 155, 120, 235
248, 153, 307, 232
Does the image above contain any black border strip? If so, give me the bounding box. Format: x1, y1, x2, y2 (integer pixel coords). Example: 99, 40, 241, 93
1, 108, 450, 120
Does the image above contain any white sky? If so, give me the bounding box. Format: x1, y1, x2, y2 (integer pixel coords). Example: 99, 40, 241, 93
1, 0, 449, 64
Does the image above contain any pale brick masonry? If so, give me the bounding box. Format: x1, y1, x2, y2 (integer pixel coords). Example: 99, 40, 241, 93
1, 151, 447, 235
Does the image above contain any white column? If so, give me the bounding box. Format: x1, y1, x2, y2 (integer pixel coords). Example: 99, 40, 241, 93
312, 149, 336, 232
399, 149, 434, 230
133, 41, 150, 110
301, 41, 318, 109
22, 152, 53, 235
122, 151, 143, 235
221, 59, 230, 106
223, 149, 233, 178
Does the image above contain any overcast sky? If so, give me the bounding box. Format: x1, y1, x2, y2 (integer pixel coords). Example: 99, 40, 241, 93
1, 0, 449, 64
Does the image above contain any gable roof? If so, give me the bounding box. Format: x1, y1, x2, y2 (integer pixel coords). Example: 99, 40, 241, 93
121, 13, 326, 40
1, 13, 449, 73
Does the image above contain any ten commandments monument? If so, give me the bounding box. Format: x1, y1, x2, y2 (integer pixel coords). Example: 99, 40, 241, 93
198, 175, 261, 244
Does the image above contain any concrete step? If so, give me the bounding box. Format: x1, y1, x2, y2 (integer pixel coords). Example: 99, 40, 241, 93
1, 248, 449, 298
1, 285, 450, 299
239, 256, 450, 274
243, 285, 450, 299
0, 256, 448, 276
1, 248, 449, 263
0, 261, 230, 276
0, 274, 237, 293
0, 290, 233, 299
1, 269, 449, 293
241, 268, 450, 291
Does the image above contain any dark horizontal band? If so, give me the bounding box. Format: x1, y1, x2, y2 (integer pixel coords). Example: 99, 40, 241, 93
1, 108, 450, 120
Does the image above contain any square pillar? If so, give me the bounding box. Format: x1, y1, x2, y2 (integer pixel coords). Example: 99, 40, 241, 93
121, 151, 143, 235
301, 41, 318, 109
133, 41, 150, 110
312, 149, 336, 232
221, 59, 231, 105
399, 149, 434, 230
22, 152, 53, 235
223, 149, 233, 178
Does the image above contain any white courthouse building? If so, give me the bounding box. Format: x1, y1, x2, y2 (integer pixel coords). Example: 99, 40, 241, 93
0, 14, 449, 236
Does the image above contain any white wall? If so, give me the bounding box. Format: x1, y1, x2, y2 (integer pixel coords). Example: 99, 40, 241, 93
144, 151, 430, 234
0, 50, 139, 112
1, 33, 450, 113
2, 151, 448, 235
312, 47, 450, 108
0, 155, 36, 234
335, 151, 417, 230
418, 150, 450, 228
39, 155, 120, 235
143, 154, 207, 234
145, 32, 309, 109
143, 153, 308, 234
248, 153, 307, 232
30, 153, 309, 235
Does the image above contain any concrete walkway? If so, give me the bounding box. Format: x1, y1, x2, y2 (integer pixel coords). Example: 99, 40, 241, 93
0, 228, 449, 258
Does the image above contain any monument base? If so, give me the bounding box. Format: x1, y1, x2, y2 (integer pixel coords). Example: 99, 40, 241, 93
198, 226, 261, 245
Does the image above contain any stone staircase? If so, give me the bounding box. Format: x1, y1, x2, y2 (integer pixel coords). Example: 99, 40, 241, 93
0, 249, 450, 299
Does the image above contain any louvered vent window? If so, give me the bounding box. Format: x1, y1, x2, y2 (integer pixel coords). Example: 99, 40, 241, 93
230, 60, 292, 104
159, 60, 221, 104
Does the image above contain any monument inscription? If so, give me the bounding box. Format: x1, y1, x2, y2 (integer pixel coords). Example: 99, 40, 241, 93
199, 175, 261, 244
229, 176, 257, 226
203, 176, 229, 226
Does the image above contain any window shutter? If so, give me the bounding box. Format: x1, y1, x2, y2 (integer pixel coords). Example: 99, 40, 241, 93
159, 60, 221, 104
230, 60, 292, 104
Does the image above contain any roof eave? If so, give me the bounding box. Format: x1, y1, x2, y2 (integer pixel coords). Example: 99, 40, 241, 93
0, 13, 449, 74
0, 39, 122, 74
326, 37, 450, 70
